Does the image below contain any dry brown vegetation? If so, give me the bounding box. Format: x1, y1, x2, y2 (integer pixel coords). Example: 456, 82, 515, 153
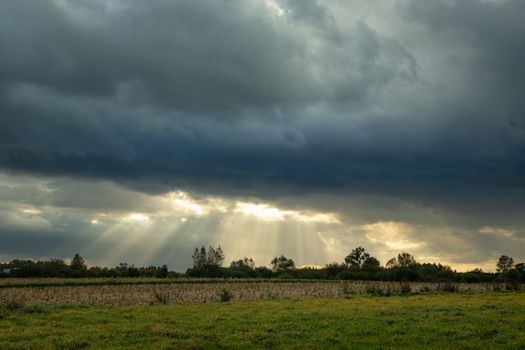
0, 280, 521, 306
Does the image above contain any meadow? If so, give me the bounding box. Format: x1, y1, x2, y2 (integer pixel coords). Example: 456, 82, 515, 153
1, 292, 525, 349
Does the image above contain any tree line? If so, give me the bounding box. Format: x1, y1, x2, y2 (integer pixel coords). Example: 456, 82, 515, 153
185, 246, 524, 283
0, 254, 170, 278
1, 247, 524, 283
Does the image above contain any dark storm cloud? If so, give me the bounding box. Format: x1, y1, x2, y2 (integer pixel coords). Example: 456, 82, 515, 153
0, 0, 524, 228
0, 0, 411, 112
402, 0, 525, 120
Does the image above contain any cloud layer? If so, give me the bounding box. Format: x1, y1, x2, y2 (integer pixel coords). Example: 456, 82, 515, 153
1, 0, 524, 269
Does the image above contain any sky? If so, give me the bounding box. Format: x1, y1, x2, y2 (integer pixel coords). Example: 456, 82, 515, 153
1, 0, 524, 272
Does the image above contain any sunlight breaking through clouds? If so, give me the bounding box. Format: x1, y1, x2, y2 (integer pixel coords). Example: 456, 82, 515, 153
21, 209, 42, 215
363, 221, 426, 251
235, 202, 287, 221
167, 191, 228, 217
126, 213, 150, 222
0, 171, 522, 271
62, 189, 344, 268
0, 0, 525, 274
234, 201, 340, 224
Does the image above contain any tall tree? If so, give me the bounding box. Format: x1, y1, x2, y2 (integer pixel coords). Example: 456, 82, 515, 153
396, 252, 417, 267
386, 258, 398, 269
192, 245, 224, 268
361, 256, 381, 271
344, 247, 370, 269
230, 257, 255, 269
207, 246, 225, 266
271, 255, 295, 272
192, 246, 208, 268
496, 255, 514, 273
70, 253, 87, 276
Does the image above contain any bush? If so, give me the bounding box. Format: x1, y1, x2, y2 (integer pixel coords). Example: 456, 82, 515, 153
218, 289, 232, 302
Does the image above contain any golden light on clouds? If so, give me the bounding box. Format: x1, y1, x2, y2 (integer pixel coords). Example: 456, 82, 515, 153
479, 226, 516, 237
126, 213, 150, 222
234, 201, 340, 224
364, 221, 426, 251
6, 177, 506, 272
22, 208, 42, 215
234, 202, 286, 221
167, 191, 228, 216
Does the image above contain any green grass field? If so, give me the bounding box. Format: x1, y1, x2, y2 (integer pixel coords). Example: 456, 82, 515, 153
1, 292, 524, 349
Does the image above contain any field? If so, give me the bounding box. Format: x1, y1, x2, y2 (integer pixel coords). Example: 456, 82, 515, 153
0, 279, 521, 305
1, 293, 525, 349
1, 279, 524, 349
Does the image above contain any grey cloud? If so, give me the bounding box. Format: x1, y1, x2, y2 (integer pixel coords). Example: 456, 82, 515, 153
0, 0, 524, 267
402, 0, 525, 118
0, 0, 412, 114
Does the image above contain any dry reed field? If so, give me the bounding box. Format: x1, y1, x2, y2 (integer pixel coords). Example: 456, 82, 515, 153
0, 280, 520, 306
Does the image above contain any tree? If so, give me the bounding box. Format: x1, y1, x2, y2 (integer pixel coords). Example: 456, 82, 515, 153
158, 265, 169, 278
271, 255, 295, 272
344, 247, 370, 269
192, 246, 224, 268
496, 255, 514, 273
192, 246, 207, 268
70, 253, 86, 270
230, 257, 255, 269
386, 258, 398, 269
254, 266, 273, 278
192, 248, 200, 268
397, 252, 417, 267
515, 263, 525, 274
207, 246, 225, 267
70, 253, 87, 277
361, 256, 381, 271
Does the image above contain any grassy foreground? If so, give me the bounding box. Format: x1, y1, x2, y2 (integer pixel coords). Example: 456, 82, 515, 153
1, 293, 524, 349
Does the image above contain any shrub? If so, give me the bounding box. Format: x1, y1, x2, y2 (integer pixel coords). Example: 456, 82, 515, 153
218, 289, 232, 302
